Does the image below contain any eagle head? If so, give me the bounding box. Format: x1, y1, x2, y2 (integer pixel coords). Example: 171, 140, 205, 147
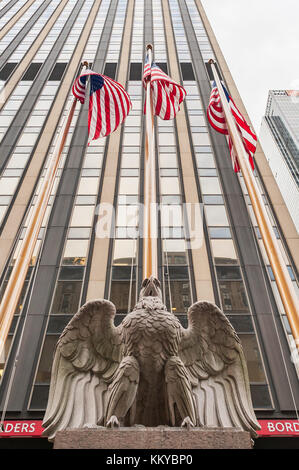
139, 276, 163, 300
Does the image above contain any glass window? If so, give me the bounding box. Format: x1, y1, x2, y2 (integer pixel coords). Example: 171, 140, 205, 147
112, 266, 136, 280
0, 195, 11, 205
186, 99, 201, 109
0, 335, 12, 379
75, 195, 97, 205
218, 281, 250, 313
200, 177, 221, 194
203, 195, 224, 205
116, 205, 139, 227
26, 116, 46, 127
192, 133, 210, 146
47, 315, 73, 334
121, 168, 139, 177
118, 195, 139, 205
159, 153, 177, 168
216, 266, 242, 280
161, 226, 184, 239
199, 169, 217, 176
121, 153, 139, 168
70, 205, 94, 227
160, 177, 180, 195
250, 384, 272, 408
113, 239, 136, 265
161, 195, 181, 205
163, 239, 187, 265
161, 205, 182, 227
0, 206, 6, 223
6, 153, 29, 168
35, 336, 58, 383
35, 100, 52, 110
82, 168, 101, 177
159, 133, 176, 146
166, 266, 189, 279
238, 334, 267, 382
226, 315, 254, 333
59, 266, 84, 280
83, 154, 103, 168
62, 239, 89, 265
160, 168, 178, 177
51, 281, 82, 314
123, 133, 140, 146
0, 178, 19, 195
211, 239, 238, 264
205, 206, 229, 226
68, 227, 91, 239
189, 115, 206, 126
125, 115, 141, 126
164, 280, 191, 314
110, 280, 136, 313
119, 177, 139, 195
77, 177, 99, 195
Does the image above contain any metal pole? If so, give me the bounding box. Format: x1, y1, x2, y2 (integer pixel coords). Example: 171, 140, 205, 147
210, 60, 299, 351
0, 62, 88, 359
143, 44, 158, 279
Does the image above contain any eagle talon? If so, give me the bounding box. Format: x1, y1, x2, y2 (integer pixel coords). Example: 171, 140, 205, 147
181, 417, 195, 430
106, 415, 121, 428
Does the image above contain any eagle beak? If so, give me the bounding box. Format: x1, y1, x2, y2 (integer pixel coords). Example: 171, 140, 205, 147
142, 276, 160, 297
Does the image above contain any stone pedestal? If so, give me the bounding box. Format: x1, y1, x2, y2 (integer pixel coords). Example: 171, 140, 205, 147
53, 427, 253, 449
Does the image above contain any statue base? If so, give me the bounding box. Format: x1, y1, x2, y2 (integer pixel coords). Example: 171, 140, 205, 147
53, 426, 253, 449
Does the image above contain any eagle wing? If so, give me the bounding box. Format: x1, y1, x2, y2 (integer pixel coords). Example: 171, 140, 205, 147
179, 301, 261, 437
42, 299, 123, 441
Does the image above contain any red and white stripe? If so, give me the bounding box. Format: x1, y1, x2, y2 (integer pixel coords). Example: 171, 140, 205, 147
143, 62, 186, 120
72, 70, 132, 143
72, 73, 87, 104
207, 84, 257, 172
88, 75, 131, 141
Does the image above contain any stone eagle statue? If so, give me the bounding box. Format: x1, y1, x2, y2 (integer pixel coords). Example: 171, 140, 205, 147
42, 276, 260, 441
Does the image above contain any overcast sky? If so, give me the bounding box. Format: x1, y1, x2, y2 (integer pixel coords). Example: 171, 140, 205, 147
201, 0, 299, 134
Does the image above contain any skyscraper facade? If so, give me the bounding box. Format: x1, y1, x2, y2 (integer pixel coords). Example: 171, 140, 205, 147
260, 90, 299, 232
0, 0, 298, 448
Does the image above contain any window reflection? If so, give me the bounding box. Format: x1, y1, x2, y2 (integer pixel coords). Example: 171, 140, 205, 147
35, 336, 59, 383
0, 336, 12, 380
218, 281, 249, 313
160, 177, 180, 195
200, 177, 221, 194
211, 239, 238, 264
110, 281, 136, 313
205, 205, 229, 226
51, 281, 82, 314
164, 280, 191, 314
119, 177, 139, 195
70, 205, 94, 227
239, 334, 267, 382
113, 239, 136, 265
62, 239, 89, 265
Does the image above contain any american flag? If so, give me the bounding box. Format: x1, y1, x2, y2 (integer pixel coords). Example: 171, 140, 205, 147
207, 81, 257, 172
143, 55, 186, 120
72, 70, 132, 142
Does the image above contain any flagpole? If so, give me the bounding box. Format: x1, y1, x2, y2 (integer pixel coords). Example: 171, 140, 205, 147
0, 62, 88, 359
209, 60, 299, 351
143, 44, 158, 279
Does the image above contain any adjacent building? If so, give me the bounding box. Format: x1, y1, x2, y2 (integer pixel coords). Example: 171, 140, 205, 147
0, 0, 298, 449
260, 90, 299, 233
